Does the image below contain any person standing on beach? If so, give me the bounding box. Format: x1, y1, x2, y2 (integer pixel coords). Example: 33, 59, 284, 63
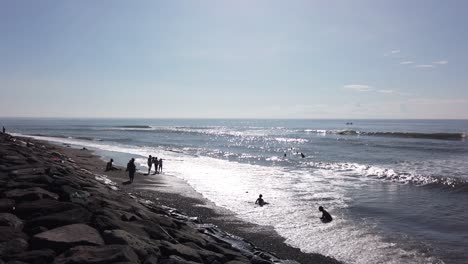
2, 126, 5, 134
158, 158, 163, 173
147, 155, 153, 175
152, 157, 158, 175
126, 158, 136, 183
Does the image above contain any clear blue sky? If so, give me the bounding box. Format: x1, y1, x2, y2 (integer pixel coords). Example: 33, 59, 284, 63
1, 0, 467, 119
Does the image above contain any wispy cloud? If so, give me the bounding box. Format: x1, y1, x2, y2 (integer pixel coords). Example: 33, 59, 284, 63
415, 64, 435, 68
400, 61, 414, 65
343, 84, 373, 92
433, 60, 448, 65
384, 49, 401, 57
378, 89, 395, 94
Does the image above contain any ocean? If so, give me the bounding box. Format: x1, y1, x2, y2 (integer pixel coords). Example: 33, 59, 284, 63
3, 118, 468, 264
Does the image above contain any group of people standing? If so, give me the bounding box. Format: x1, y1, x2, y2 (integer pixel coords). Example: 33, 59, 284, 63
147, 155, 163, 175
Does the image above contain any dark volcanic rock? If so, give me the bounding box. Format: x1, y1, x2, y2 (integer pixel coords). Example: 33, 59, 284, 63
0, 238, 29, 256
25, 208, 92, 230
53, 245, 139, 264
5, 187, 59, 202
0, 227, 28, 243
0, 199, 15, 213
0, 213, 23, 230
32, 224, 104, 252
160, 241, 203, 263
159, 255, 202, 264
102, 229, 161, 260
5, 249, 55, 264
15, 200, 83, 219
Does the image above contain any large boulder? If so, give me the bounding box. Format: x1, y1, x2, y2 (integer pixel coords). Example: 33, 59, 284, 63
53, 245, 139, 264
31, 224, 104, 252
5, 249, 56, 264
25, 207, 92, 230
0, 227, 28, 243
102, 229, 161, 260
0, 238, 29, 256
15, 199, 83, 219
0, 199, 14, 213
5, 187, 59, 202
0, 213, 23, 230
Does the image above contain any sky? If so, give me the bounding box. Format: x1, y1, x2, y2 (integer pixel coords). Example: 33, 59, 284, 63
1, 0, 468, 119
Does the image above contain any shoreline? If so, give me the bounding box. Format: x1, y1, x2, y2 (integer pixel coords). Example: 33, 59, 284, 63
1, 133, 341, 264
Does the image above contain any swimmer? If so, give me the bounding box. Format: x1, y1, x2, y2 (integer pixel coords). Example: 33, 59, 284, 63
319, 206, 333, 223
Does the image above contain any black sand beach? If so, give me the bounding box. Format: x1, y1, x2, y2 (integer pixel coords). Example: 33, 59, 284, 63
0, 132, 341, 264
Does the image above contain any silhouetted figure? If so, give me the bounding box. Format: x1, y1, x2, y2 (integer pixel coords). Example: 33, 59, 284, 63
284, 153, 287, 157
319, 206, 333, 223
255, 194, 268, 207
152, 157, 158, 175
147, 155, 153, 175
2, 126, 5, 134
105, 158, 120, 171
105, 159, 114, 171
126, 158, 136, 183
301, 152, 305, 158
158, 158, 163, 173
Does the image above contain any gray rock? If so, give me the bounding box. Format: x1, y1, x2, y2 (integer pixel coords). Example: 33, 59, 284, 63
15, 199, 83, 219
0, 227, 28, 243
53, 245, 139, 264
0, 213, 23, 230
13, 174, 53, 185
32, 224, 104, 252
159, 255, 202, 264
250, 255, 272, 264
5, 187, 59, 202
0, 199, 15, 213
160, 241, 203, 263
102, 229, 161, 260
25, 207, 92, 230
0, 238, 28, 256
6, 249, 56, 264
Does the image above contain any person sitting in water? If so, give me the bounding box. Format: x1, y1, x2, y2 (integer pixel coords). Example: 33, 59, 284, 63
319, 206, 333, 223
255, 194, 269, 206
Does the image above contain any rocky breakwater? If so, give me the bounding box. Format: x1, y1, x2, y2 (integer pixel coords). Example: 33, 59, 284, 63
0, 133, 331, 264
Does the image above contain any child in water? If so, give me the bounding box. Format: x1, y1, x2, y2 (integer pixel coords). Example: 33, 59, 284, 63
319, 206, 333, 223
255, 194, 269, 206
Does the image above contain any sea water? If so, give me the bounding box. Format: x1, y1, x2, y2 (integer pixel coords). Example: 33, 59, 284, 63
4, 118, 468, 264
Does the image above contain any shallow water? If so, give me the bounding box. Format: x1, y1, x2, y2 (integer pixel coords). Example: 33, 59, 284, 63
4, 118, 468, 263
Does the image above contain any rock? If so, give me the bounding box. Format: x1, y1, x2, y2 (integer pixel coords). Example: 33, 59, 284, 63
102, 229, 161, 260
0, 227, 28, 243
250, 255, 272, 264
225, 261, 249, 264
5, 187, 59, 202
53, 245, 139, 264
159, 255, 202, 264
25, 208, 92, 230
32, 224, 104, 252
168, 228, 207, 247
0, 238, 29, 256
15, 200, 83, 219
0, 213, 23, 230
6, 249, 56, 264
13, 174, 53, 185
0, 199, 15, 212
160, 241, 203, 263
